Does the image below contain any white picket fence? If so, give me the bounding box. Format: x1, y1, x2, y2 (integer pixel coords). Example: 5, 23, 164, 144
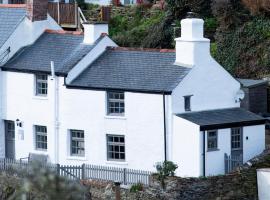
224, 153, 243, 174
0, 158, 153, 185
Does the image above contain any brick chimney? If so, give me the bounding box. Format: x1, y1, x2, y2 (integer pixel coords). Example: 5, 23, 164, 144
26, 0, 48, 22
175, 17, 210, 67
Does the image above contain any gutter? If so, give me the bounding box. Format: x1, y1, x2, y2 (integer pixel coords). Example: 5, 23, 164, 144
163, 93, 167, 161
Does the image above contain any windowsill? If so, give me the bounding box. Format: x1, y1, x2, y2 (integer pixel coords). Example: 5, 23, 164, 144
32, 96, 48, 100
105, 115, 127, 120
66, 156, 87, 161
106, 161, 128, 166
207, 148, 220, 152
33, 150, 48, 154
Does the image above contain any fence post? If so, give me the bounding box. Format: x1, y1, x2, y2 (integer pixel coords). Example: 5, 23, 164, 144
82, 164, 85, 180
224, 153, 227, 174
123, 168, 127, 185
57, 164, 60, 177
57, 2, 60, 25
115, 182, 121, 200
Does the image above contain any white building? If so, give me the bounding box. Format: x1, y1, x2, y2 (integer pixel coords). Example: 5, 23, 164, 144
0, 0, 266, 177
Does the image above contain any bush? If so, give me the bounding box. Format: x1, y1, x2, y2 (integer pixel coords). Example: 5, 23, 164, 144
155, 161, 178, 189
130, 183, 144, 193
0, 162, 89, 200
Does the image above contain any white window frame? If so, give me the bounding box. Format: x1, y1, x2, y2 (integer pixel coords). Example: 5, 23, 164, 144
70, 129, 85, 157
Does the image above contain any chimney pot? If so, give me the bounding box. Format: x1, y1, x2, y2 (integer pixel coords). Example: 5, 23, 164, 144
83, 22, 109, 44
26, 0, 48, 22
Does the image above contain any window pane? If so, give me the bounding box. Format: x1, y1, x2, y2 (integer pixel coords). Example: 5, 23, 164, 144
184, 96, 191, 111
107, 135, 125, 161
107, 92, 125, 115
70, 130, 85, 156
207, 131, 218, 150
36, 74, 48, 96
35, 125, 47, 151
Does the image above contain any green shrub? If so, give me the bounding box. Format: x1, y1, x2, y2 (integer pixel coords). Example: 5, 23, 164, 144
0, 162, 89, 200
155, 161, 178, 189
130, 183, 144, 193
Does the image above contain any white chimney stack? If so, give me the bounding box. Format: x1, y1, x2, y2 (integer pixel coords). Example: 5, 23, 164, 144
83, 22, 109, 44
175, 17, 210, 67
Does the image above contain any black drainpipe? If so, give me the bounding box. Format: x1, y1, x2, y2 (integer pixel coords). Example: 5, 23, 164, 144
163, 93, 167, 161
202, 130, 206, 176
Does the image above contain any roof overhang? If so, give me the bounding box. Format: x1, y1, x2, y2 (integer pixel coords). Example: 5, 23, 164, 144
177, 108, 266, 131
200, 119, 266, 131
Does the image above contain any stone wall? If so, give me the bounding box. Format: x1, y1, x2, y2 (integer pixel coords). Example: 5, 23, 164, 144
86, 149, 270, 200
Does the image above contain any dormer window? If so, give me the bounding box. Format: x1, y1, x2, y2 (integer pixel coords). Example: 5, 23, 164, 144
184, 95, 192, 111
35, 74, 48, 96
107, 91, 125, 115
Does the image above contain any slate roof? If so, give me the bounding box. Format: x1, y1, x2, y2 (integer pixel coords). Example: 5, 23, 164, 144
177, 108, 265, 130
2, 31, 96, 75
237, 78, 268, 88
0, 6, 25, 47
69, 48, 191, 93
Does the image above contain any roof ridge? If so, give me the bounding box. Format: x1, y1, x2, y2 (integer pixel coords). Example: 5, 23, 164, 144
0, 4, 26, 8
107, 46, 175, 53
45, 29, 83, 36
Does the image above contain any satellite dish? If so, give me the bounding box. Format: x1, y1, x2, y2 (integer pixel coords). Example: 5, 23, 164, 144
235, 89, 245, 102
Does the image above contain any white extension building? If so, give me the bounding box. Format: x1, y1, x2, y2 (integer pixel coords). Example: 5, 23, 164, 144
0, 0, 266, 177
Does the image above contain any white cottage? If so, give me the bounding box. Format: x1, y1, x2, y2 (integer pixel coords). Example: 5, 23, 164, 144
0, 0, 265, 177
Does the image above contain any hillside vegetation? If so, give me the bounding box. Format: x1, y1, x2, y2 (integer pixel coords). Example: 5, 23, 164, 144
81, 0, 270, 79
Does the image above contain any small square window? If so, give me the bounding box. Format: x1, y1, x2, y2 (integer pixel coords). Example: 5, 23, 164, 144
107, 91, 125, 115
35, 74, 48, 96
207, 130, 218, 151
184, 95, 192, 111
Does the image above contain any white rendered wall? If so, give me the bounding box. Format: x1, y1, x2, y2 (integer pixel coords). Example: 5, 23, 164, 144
0, 15, 61, 159
204, 128, 231, 176
1, 72, 56, 161
243, 125, 265, 162
172, 115, 201, 177
204, 125, 265, 176
172, 57, 241, 114
1, 71, 165, 171
59, 86, 165, 171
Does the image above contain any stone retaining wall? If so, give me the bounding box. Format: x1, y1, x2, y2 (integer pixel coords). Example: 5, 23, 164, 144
85, 149, 270, 200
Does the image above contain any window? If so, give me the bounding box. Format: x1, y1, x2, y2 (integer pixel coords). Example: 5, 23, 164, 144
36, 74, 48, 96
184, 95, 192, 111
107, 91, 125, 115
70, 130, 85, 157
231, 127, 242, 150
35, 125, 47, 151
107, 135, 125, 161
207, 130, 218, 151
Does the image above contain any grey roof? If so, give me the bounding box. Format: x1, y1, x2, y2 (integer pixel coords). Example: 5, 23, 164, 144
177, 108, 265, 130
237, 78, 268, 88
69, 49, 191, 93
0, 7, 25, 47
3, 32, 95, 75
